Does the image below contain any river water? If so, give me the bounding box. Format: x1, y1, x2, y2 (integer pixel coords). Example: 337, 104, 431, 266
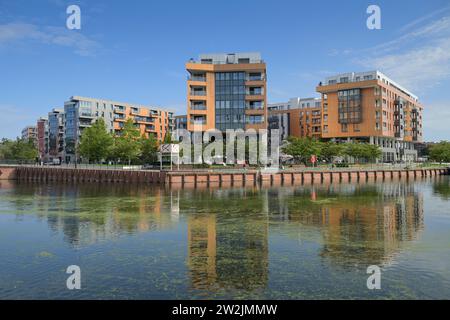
0, 176, 449, 299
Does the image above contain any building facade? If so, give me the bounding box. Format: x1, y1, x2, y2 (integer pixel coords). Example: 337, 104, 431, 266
36, 117, 48, 162
112, 103, 174, 141
268, 97, 322, 141
186, 52, 267, 132
47, 108, 65, 163
316, 71, 423, 162
63, 96, 174, 163
21, 125, 37, 142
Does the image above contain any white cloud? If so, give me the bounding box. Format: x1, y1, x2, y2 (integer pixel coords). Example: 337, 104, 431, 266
358, 37, 450, 92
366, 16, 450, 55
356, 13, 450, 93
397, 5, 450, 33
0, 22, 100, 56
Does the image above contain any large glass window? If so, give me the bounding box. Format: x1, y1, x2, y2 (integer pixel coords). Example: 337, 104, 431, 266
215, 72, 246, 130
338, 89, 362, 124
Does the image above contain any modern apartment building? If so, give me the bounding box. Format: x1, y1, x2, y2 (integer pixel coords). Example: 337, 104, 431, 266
21, 125, 37, 142
47, 108, 64, 162
113, 103, 174, 141
175, 115, 188, 131
268, 97, 322, 141
63, 96, 174, 163
316, 71, 423, 162
186, 52, 267, 132
36, 117, 48, 162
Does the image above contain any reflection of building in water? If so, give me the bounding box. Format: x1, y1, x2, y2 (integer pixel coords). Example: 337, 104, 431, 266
187, 212, 269, 292
268, 182, 424, 268
12, 183, 179, 247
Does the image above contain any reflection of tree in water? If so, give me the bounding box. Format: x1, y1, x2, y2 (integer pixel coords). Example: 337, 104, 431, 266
8, 182, 178, 247
433, 176, 450, 200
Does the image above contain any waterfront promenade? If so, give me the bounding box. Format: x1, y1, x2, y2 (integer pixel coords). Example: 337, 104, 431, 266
1, 164, 448, 187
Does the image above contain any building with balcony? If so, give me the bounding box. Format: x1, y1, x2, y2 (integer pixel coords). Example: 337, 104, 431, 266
316, 71, 423, 162
21, 125, 37, 142
63, 96, 174, 163
47, 108, 65, 163
186, 52, 267, 132
268, 97, 322, 141
113, 104, 174, 141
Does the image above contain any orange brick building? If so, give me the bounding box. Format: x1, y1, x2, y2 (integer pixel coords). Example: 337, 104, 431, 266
186, 53, 267, 132
316, 71, 423, 162
268, 97, 322, 140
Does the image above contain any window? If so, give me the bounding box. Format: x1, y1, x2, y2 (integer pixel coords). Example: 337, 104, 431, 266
337, 89, 362, 124
215, 72, 247, 130
246, 115, 264, 124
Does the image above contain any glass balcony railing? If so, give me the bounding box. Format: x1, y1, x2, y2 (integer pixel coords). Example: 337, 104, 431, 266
248, 73, 265, 81
190, 105, 207, 110
190, 91, 207, 96
190, 119, 206, 125
189, 76, 206, 82
246, 103, 264, 110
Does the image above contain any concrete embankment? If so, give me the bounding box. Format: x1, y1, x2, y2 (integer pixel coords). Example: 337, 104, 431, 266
0, 166, 448, 188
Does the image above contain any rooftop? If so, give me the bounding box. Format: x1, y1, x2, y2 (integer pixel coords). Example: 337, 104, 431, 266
65, 96, 174, 113
188, 52, 263, 65
269, 97, 321, 110
320, 71, 419, 101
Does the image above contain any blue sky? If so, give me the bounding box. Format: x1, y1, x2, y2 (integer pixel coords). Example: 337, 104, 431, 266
0, 0, 449, 141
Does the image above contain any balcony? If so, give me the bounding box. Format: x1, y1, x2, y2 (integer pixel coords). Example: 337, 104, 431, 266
79, 112, 94, 119
189, 76, 206, 82
135, 116, 155, 123
247, 88, 264, 96
190, 118, 206, 125
79, 121, 92, 127
246, 102, 264, 110
190, 104, 207, 111
247, 74, 264, 81
190, 90, 207, 96
114, 106, 125, 113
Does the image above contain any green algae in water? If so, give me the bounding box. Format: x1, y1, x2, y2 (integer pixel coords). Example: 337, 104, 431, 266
0, 179, 449, 299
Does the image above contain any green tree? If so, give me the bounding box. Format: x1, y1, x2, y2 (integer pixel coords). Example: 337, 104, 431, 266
162, 132, 174, 144
362, 143, 382, 163
78, 119, 113, 163
0, 138, 38, 161
429, 141, 450, 163
282, 137, 321, 165
343, 143, 365, 163
112, 118, 141, 164
139, 133, 158, 164
320, 141, 344, 163
343, 143, 381, 163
